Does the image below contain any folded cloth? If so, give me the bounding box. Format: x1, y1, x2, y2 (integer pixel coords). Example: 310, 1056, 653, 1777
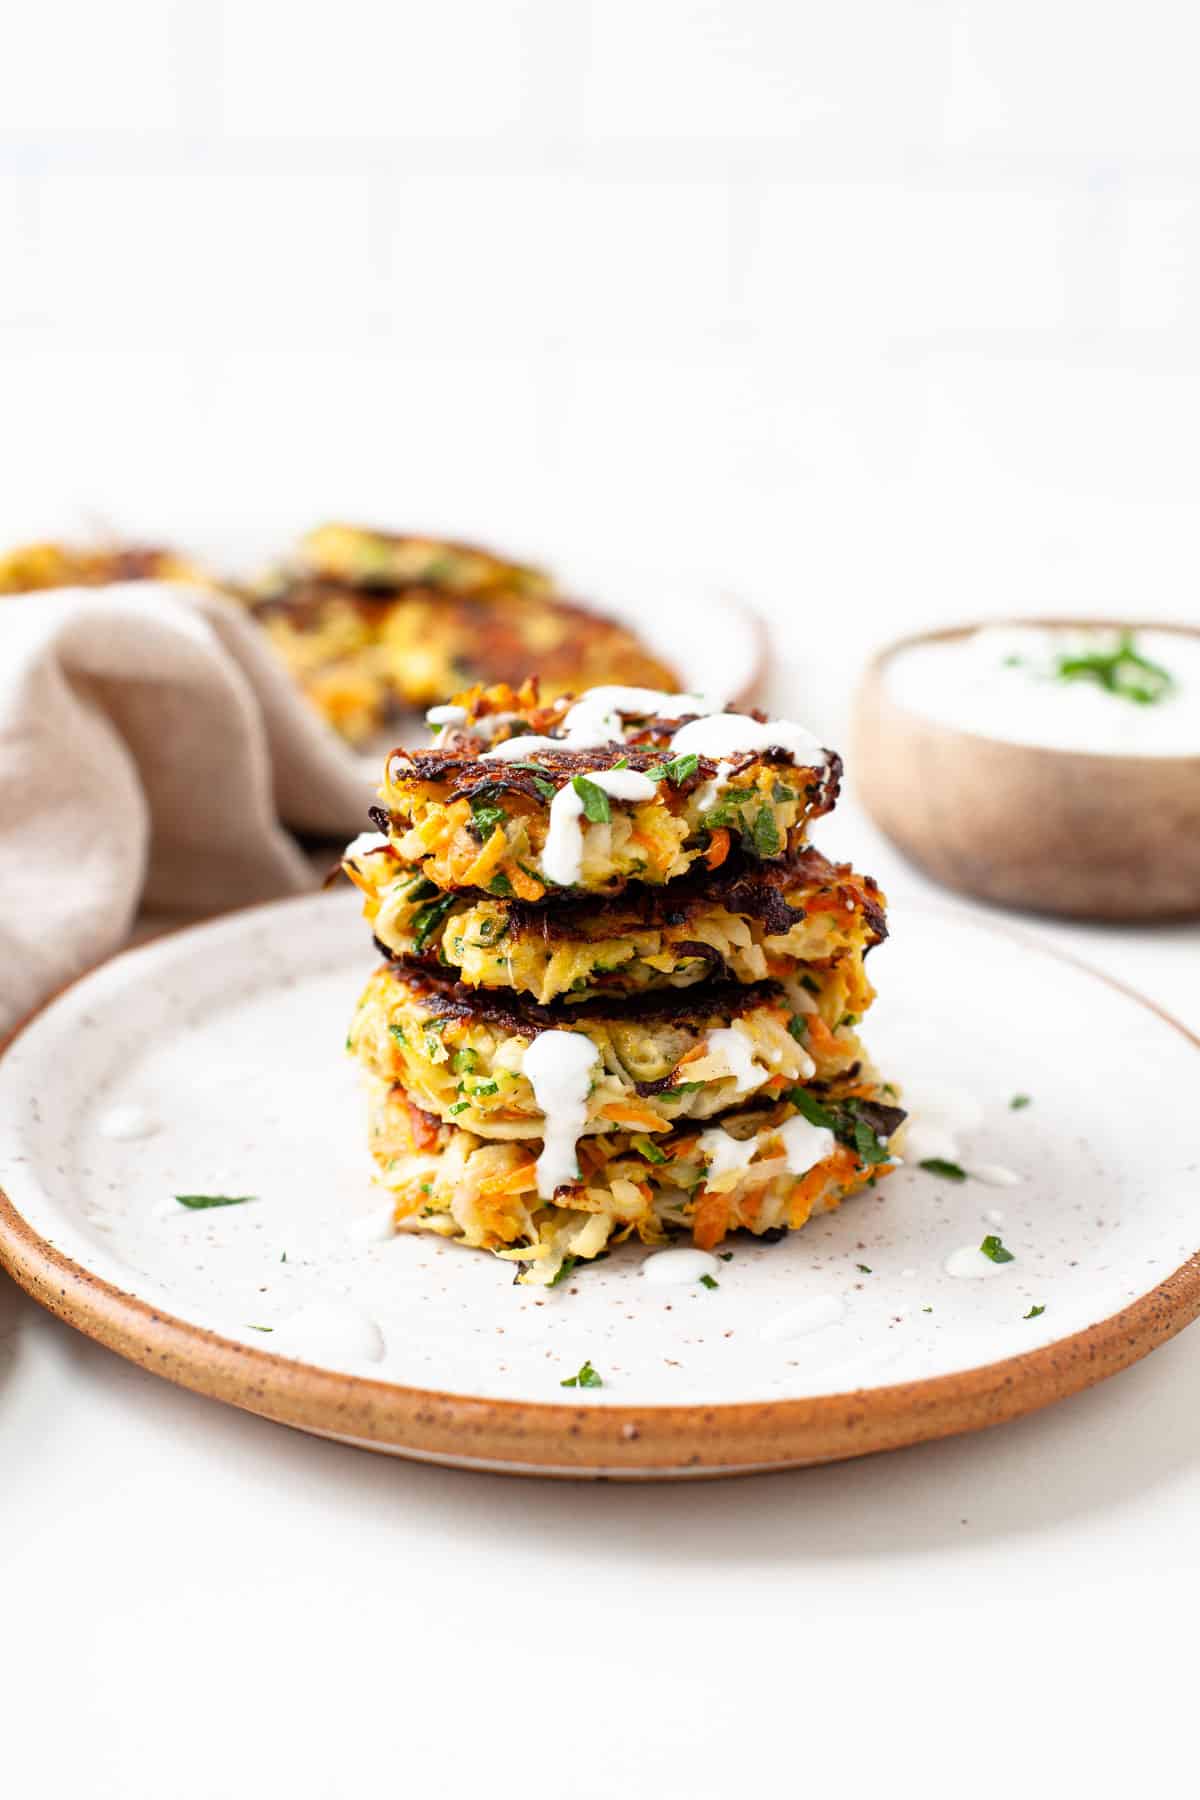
0, 583, 371, 1034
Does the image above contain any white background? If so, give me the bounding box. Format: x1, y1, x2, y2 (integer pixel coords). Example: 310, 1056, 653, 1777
3, 4, 1200, 1795
3, 0, 1200, 729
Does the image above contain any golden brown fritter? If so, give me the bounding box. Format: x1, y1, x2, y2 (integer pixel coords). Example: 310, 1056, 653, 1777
373, 683, 838, 899
244, 523, 678, 741
349, 961, 872, 1140
346, 839, 883, 1008
0, 540, 210, 595
364, 1074, 904, 1284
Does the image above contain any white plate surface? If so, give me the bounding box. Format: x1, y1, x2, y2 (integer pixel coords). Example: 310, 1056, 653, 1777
1, 890, 1197, 1414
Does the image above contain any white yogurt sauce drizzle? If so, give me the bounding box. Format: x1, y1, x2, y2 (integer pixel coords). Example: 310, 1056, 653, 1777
426, 703, 467, 728
944, 1246, 1013, 1281
901, 1082, 984, 1167
698, 1126, 761, 1182
541, 767, 657, 886
974, 1164, 1022, 1188
343, 830, 390, 860
481, 687, 704, 762
347, 1201, 398, 1246
521, 1031, 598, 1200
641, 1247, 722, 1286
777, 1114, 836, 1175
97, 1104, 160, 1141
668, 712, 827, 764
702, 1025, 763, 1096
759, 1295, 846, 1342
274, 1299, 386, 1363
482, 733, 577, 760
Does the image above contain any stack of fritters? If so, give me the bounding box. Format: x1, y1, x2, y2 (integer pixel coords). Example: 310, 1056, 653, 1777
344, 680, 906, 1284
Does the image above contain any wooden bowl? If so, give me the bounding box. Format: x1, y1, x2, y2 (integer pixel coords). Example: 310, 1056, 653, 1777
853, 620, 1200, 922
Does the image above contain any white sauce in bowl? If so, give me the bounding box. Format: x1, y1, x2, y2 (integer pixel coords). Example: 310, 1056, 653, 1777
886, 625, 1200, 757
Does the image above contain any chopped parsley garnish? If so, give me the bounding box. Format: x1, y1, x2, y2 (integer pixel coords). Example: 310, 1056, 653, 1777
280, 1251, 287, 1263
698, 1273, 719, 1290
571, 774, 611, 823
772, 780, 796, 801
1010, 1093, 1032, 1110
631, 1134, 668, 1164
471, 1079, 500, 1098
787, 1088, 894, 1166
839, 1013, 859, 1029
560, 1359, 603, 1388
448, 1099, 471, 1115
789, 1088, 838, 1132
980, 1234, 1015, 1264
488, 873, 514, 896
856, 1263, 872, 1274
799, 975, 820, 995
704, 793, 748, 831
851, 1116, 889, 1166
647, 752, 699, 785
506, 760, 558, 801
921, 1305, 933, 1313
469, 798, 508, 842
1024, 1303, 1045, 1319
452, 1047, 479, 1074
661, 1079, 708, 1099
718, 1251, 734, 1262
548, 1256, 578, 1288
412, 891, 457, 952
248, 1324, 273, 1333
787, 1015, 808, 1041
388, 1023, 407, 1045
1054, 630, 1175, 706
919, 1158, 967, 1181
751, 805, 781, 858
174, 1193, 257, 1209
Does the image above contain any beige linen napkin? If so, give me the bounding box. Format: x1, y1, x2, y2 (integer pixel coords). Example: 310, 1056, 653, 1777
0, 583, 372, 1034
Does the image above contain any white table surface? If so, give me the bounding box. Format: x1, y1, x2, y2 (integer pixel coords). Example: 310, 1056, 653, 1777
3, 786, 1199, 1797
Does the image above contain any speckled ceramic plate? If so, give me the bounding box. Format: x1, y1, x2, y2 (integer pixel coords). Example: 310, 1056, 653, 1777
2, 891, 1198, 1478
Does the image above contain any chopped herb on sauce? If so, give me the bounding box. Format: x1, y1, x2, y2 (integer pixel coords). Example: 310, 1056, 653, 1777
919, 1158, 967, 1182
980, 1234, 1015, 1264
1054, 631, 1174, 706
571, 774, 611, 823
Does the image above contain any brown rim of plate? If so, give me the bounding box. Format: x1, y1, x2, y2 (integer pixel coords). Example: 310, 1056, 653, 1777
1, 898, 1198, 1480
